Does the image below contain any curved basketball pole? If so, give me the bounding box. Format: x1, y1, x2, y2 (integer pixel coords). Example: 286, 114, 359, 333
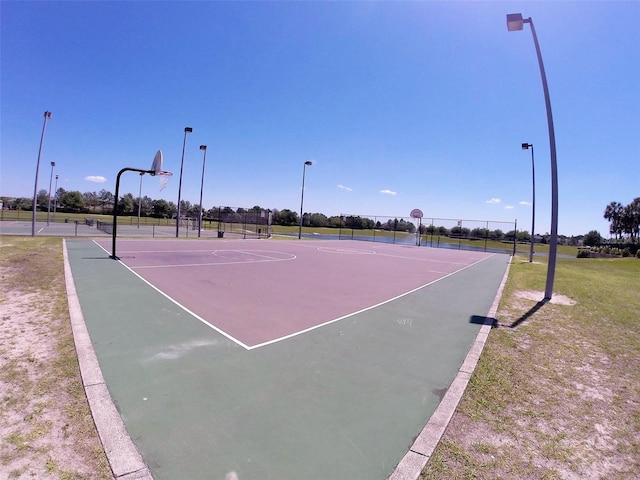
110, 167, 155, 259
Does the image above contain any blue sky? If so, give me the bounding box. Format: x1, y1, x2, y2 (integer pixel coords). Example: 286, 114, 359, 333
1, 1, 638, 236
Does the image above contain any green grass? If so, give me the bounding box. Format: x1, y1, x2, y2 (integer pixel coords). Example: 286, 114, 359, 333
421, 253, 640, 479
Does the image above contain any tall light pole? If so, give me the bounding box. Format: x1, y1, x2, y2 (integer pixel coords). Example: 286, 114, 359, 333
47, 161, 55, 225
137, 172, 144, 228
53, 174, 59, 223
298, 161, 312, 239
522, 143, 535, 263
176, 126, 193, 237
32, 111, 52, 236
507, 13, 558, 301
198, 145, 207, 238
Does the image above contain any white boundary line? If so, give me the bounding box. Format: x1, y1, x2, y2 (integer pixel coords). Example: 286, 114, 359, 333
93, 240, 497, 351
92, 240, 252, 350
248, 254, 496, 349
387, 255, 512, 480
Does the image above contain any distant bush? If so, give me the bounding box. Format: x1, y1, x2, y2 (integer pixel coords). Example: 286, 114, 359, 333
577, 249, 591, 258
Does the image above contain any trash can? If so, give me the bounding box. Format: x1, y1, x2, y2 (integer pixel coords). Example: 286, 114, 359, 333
218, 231, 224, 238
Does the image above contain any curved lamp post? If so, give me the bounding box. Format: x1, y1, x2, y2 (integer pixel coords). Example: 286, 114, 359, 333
176, 126, 193, 237
507, 13, 558, 301
522, 143, 535, 263
32, 111, 52, 236
198, 145, 207, 237
298, 161, 312, 239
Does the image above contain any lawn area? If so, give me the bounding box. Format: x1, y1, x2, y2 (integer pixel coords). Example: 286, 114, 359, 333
421, 253, 640, 479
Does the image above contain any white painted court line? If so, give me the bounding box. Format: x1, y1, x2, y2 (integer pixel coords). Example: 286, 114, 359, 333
92, 240, 495, 351
247, 254, 496, 350
92, 240, 252, 350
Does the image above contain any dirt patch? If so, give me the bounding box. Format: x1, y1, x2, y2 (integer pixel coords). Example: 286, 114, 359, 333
514, 289, 577, 305
0, 246, 111, 479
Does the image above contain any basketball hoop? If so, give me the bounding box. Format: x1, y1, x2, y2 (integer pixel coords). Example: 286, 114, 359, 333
150, 150, 173, 190
157, 171, 173, 191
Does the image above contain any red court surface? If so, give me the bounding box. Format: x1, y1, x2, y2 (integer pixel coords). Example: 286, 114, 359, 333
94, 238, 496, 348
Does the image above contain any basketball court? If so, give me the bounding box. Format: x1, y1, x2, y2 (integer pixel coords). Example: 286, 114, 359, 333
65, 237, 509, 479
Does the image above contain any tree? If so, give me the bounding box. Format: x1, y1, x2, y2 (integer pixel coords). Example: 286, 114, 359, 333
118, 193, 135, 215
309, 213, 328, 227
60, 191, 84, 211
604, 201, 623, 239
583, 230, 603, 247
152, 199, 171, 218
37, 189, 49, 210
83, 191, 99, 211
99, 189, 114, 213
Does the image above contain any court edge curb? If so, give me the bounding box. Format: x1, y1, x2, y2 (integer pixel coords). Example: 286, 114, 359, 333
62, 240, 154, 480
388, 255, 513, 480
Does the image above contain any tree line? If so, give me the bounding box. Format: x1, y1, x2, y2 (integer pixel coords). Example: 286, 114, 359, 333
3, 188, 581, 244
603, 198, 640, 242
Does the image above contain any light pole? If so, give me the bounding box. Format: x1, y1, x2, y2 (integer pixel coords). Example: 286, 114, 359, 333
137, 172, 144, 228
198, 145, 207, 238
47, 161, 55, 225
298, 161, 312, 239
53, 174, 59, 223
522, 143, 535, 263
176, 126, 193, 237
32, 111, 52, 236
507, 13, 558, 301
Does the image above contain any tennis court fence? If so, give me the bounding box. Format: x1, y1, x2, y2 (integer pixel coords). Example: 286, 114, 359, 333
338, 214, 517, 254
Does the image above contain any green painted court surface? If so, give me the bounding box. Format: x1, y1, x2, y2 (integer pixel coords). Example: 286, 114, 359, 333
66, 238, 509, 479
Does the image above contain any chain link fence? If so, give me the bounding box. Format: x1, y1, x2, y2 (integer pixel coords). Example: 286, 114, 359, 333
338, 214, 517, 254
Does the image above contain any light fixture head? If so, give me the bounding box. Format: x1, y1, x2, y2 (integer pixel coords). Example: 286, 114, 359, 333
304, 161, 313, 166
507, 13, 524, 32
51, 161, 56, 167
184, 127, 193, 133
522, 143, 532, 150
44, 111, 52, 118
200, 145, 207, 150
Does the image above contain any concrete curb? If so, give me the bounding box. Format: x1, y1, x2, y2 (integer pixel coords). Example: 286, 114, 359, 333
388, 255, 512, 480
63, 240, 154, 480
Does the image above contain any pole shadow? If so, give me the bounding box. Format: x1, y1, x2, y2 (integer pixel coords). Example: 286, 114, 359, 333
506, 299, 548, 328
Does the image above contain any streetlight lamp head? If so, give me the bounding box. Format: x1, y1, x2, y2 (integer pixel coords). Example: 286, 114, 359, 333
522, 143, 532, 150
51, 161, 56, 167
507, 13, 524, 31
184, 127, 193, 133
304, 161, 313, 166
44, 111, 52, 119
200, 145, 207, 151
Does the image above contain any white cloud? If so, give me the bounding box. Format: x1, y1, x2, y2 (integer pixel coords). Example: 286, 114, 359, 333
505, 205, 515, 210
85, 176, 107, 183
485, 198, 501, 204
519, 201, 532, 206
337, 184, 353, 192
380, 189, 397, 195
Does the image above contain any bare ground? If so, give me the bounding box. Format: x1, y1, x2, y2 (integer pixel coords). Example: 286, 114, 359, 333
0, 240, 111, 480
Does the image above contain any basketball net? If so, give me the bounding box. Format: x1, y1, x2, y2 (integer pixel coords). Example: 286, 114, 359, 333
157, 171, 173, 191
